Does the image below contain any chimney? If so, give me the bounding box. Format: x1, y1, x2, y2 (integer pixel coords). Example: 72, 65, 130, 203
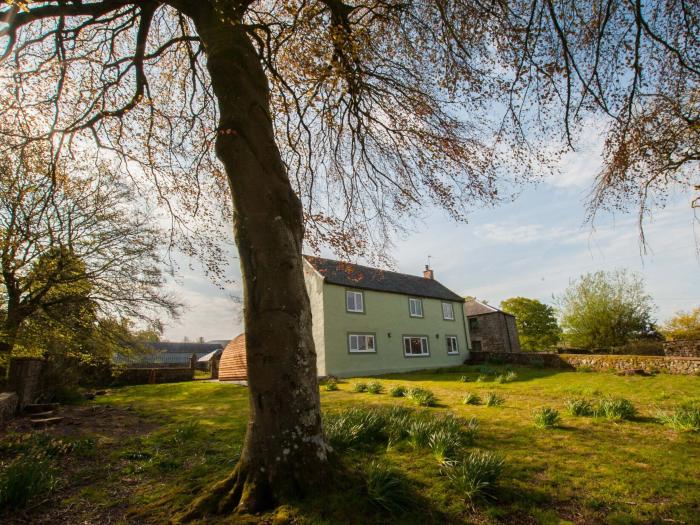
423, 265, 434, 280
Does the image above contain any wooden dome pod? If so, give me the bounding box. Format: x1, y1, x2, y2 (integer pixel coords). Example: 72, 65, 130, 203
218, 333, 247, 381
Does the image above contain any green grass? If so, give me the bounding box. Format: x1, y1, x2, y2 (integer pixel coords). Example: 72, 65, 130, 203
2, 365, 699, 524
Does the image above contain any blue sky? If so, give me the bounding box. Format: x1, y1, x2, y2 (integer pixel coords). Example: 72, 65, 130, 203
162, 138, 699, 342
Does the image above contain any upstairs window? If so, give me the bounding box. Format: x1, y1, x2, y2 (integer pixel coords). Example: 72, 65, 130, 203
442, 302, 455, 320
346, 290, 364, 313
408, 297, 423, 318
349, 333, 375, 353
403, 336, 429, 357
446, 336, 459, 355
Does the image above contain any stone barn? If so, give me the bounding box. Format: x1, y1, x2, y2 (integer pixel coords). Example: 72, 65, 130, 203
465, 299, 521, 353
218, 334, 247, 381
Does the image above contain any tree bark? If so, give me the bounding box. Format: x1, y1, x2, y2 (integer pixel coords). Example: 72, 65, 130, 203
180, 5, 329, 519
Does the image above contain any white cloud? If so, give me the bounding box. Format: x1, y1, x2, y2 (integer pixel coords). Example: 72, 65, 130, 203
544, 120, 606, 189
474, 222, 586, 244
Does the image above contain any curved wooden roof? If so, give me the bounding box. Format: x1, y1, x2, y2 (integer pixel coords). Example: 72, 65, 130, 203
218, 333, 247, 381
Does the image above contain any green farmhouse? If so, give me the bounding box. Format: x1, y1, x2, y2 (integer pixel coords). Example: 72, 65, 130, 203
303, 256, 470, 377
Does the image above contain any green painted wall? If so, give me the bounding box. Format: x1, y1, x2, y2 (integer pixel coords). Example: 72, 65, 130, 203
321, 283, 469, 377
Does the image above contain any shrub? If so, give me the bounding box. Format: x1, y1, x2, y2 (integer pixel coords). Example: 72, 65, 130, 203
172, 419, 201, 445
389, 385, 407, 397
428, 428, 464, 463
324, 408, 387, 451
533, 407, 561, 428
485, 393, 504, 407
365, 462, 412, 514
406, 387, 437, 407
324, 378, 339, 391
505, 370, 518, 382
406, 413, 476, 455
384, 406, 414, 444
367, 381, 384, 394
459, 375, 471, 383
494, 374, 506, 384
475, 375, 487, 383
479, 366, 497, 376
442, 451, 505, 504
406, 417, 434, 449
352, 382, 368, 393
659, 404, 700, 432
462, 393, 481, 405
566, 398, 594, 417
595, 397, 636, 421
0, 458, 56, 508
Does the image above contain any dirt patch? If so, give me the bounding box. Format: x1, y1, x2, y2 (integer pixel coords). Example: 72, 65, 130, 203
0, 402, 160, 525
1, 403, 157, 439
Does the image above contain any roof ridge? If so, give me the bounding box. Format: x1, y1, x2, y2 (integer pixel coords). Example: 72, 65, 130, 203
304, 254, 440, 283
303, 254, 463, 302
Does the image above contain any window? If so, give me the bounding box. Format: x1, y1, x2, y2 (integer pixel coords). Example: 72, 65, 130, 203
348, 333, 375, 353
408, 297, 423, 317
442, 302, 454, 320
346, 290, 364, 313
446, 336, 459, 355
403, 336, 429, 357
469, 317, 479, 331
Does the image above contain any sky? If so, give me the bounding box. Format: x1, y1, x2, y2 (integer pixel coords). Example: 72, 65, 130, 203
161, 138, 699, 342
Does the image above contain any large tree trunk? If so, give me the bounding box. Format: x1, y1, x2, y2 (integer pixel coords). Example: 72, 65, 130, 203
180, 6, 329, 519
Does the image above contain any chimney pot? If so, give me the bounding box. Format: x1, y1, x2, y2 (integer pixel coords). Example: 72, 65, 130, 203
423, 266, 434, 280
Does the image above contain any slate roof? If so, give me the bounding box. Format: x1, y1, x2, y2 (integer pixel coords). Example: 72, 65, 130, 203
304, 255, 464, 302
145, 342, 224, 354
464, 299, 514, 317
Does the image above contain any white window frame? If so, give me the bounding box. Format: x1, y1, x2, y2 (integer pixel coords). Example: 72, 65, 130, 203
408, 297, 424, 318
346, 290, 364, 313
403, 336, 430, 357
446, 335, 459, 355
442, 302, 455, 320
348, 333, 376, 353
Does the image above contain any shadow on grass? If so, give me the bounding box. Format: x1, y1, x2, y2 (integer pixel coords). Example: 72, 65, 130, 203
293, 455, 451, 525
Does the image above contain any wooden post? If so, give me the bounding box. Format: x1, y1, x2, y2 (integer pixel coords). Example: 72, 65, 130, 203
8, 357, 44, 409
211, 355, 220, 380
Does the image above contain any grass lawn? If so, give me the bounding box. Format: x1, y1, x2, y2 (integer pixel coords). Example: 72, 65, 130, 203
1, 365, 699, 524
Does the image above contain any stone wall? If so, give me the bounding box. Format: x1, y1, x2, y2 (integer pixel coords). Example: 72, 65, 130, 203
0, 392, 18, 423
113, 367, 194, 385
468, 351, 700, 375
663, 340, 700, 358
469, 312, 521, 353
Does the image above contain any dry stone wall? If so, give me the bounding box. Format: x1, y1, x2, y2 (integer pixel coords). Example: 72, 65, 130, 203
663, 340, 700, 358
469, 351, 700, 375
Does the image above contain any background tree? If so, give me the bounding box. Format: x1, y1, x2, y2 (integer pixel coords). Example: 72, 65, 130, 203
661, 307, 700, 341
1, 0, 697, 516
500, 297, 561, 351
13, 251, 152, 400
0, 144, 180, 367
557, 270, 656, 349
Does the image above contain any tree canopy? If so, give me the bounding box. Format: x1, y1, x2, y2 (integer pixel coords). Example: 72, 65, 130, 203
661, 307, 700, 341
0, 142, 180, 362
0, 0, 697, 255
500, 297, 561, 351
556, 269, 656, 349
